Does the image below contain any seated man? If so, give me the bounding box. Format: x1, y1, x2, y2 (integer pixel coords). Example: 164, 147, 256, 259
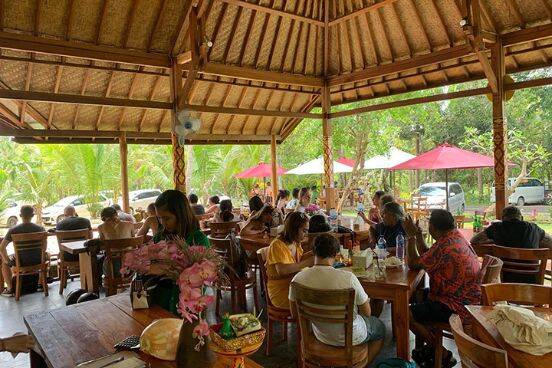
112, 204, 135, 223
98, 207, 135, 240
55, 205, 93, 263
188, 193, 205, 216
55, 205, 92, 232
471, 205, 552, 283
0, 205, 45, 294
289, 234, 385, 347
404, 209, 481, 367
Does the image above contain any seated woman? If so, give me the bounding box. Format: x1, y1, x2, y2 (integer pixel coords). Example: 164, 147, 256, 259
308, 214, 331, 233
137, 203, 160, 237
295, 187, 312, 212
359, 190, 386, 225
213, 199, 241, 222
205, 195, 220, 215
369, 202, 405, 252
240, 205, 274, 236
248, 195, 264, 216
148, 190, 210, 314
266, 212, 314, 310
98, 207, 135, 240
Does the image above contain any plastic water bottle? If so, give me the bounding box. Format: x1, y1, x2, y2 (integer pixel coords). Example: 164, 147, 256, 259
396, 233, 405, 261
377, 235, 387, 250
329, 208, 338, 231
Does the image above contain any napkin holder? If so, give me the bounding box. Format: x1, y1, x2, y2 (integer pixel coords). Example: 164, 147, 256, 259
352, 251, 372, 270
130, 275, 156, 310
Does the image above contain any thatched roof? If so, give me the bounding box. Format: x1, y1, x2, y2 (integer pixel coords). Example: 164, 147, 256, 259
0, 0, 550, 144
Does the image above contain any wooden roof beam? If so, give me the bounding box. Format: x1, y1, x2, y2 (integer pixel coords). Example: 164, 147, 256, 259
502, 23, 552, 46
195, 62, 324, 88
329, 0, 398, 26
462, 0, 498, 93
182, 103, 322, 119
328, 44, 473, 86
219, 0, 324, 26
0, 31, 170, 68
0, 90, 172, 110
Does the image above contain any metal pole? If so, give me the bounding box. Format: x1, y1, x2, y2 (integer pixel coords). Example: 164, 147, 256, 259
445, 168, 449, 211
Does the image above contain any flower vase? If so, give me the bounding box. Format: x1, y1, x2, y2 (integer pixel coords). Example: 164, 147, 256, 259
175, 321, 216, 368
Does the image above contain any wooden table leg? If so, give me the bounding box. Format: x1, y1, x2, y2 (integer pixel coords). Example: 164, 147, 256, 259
30, 348, 48, 368
79, 252, 99, 294
78, 253, 90, 290
393, 289, 411, 360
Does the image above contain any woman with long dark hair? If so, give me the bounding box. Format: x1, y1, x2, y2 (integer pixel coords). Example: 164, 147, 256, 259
149, 190, 210, 314
266, 212, 314, 310
153, 190, 209, 246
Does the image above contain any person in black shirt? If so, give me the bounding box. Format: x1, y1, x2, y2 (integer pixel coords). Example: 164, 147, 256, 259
471, 205, 552, 283
309, 214, 331, 233
0, 205, 44, 294
55, 206, 92, 262
55, 206, 92, 232
188, 193, 205, 215
369, 201, 405, 251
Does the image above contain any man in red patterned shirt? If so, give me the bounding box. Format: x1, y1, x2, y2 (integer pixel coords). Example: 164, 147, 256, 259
404, 209, 481, 367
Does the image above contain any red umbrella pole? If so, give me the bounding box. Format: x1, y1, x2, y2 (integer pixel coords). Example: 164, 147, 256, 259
445, 168, 449, 211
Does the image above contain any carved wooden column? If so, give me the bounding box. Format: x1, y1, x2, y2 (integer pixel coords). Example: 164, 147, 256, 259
170, 62, 186, 193
491, 39, 507, 218
270, 135, 279, 202
321, 0, 334, 210
119, 133, 130, 212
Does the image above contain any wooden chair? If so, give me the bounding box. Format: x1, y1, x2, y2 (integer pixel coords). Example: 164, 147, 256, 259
209, 221, 241, 238
11, 232, 49, 301
102, 236, 144, 296
490, 245, 552, 285
133, 221, 144, 231
55, 228, 92, 295
482, 283, 552, 307
256, 248, 297, 357
454, 215, 466, 229
449, 315, 508, 368
209, 236, 259, 316
291, 282, 383, 368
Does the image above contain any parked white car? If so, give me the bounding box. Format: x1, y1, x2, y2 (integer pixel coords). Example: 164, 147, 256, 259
491, 177, 545, 206
119, 189, 162, 212
0, 201, 25, 228
416, 182, 466, 214
42, 194, 112, 225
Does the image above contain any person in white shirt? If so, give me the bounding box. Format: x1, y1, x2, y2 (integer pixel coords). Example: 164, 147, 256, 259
289, 234, 385, 347
285, 188, 300, 210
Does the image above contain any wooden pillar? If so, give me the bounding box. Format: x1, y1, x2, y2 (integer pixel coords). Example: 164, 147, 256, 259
322, 0, 334, 210
119, 133, 130, 213
170, 62, 187, 193
270, 135, 279, 201
491, 39, 507, 218
171, 134, 186, 193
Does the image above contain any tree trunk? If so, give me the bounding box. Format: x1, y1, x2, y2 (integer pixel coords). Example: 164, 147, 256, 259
35, 203, 43, 225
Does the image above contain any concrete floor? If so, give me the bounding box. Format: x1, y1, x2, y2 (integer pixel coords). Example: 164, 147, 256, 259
0, 279, 459, 368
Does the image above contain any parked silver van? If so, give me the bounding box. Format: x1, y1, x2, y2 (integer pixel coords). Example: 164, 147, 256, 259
490, 178, 545, 206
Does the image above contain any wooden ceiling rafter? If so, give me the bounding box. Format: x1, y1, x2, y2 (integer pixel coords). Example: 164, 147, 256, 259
219, 0, 324, 26
329, 0, 398, 26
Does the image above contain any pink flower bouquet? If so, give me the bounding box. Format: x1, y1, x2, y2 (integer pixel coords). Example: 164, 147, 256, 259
305, 204, 321, 215
121, 239, 227, 349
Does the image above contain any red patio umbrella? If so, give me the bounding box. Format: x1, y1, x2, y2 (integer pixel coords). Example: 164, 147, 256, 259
389, 143, 497, 210
235, 162, 286, 178
337, 157, 356, 167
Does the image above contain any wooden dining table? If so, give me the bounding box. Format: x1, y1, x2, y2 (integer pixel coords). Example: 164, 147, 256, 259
355, 265, 425, 361
58, 239, 101, 294
24, 293, 262, 368
467, 305, 552, 368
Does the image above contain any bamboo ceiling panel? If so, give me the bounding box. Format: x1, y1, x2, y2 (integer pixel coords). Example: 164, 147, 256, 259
0, 0, 550, 144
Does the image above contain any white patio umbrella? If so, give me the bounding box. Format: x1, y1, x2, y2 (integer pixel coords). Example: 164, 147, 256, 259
363, 147, 416, 169
285, 156, 353, 175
